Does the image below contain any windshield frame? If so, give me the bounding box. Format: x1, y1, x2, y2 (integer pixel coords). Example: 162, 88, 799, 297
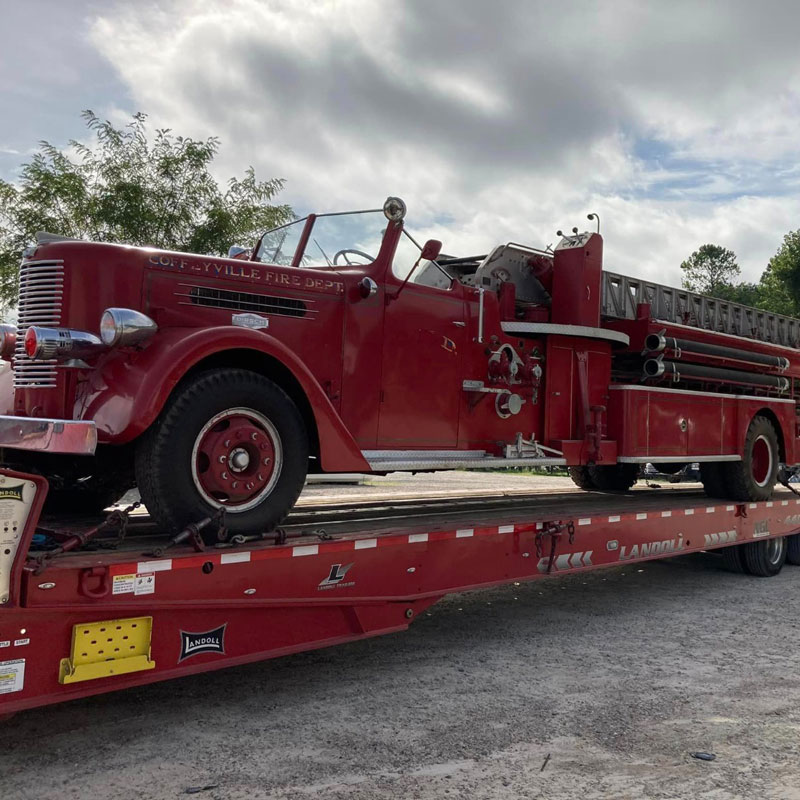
255, 207, 384, 268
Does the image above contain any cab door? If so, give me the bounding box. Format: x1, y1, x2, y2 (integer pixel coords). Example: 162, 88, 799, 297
376, 277, 466, 449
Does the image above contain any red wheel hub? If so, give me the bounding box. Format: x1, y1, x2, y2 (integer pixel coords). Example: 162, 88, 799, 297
192, 409, 280, 509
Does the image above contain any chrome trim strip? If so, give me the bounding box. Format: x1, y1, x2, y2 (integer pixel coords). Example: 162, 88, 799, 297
501, 321, 630, 345
0, 416, 97, 455
618, 455, 742, 463
609, 383, 797, 404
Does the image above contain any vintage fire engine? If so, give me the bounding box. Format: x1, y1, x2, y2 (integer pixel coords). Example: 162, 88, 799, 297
0, 197, 798, 539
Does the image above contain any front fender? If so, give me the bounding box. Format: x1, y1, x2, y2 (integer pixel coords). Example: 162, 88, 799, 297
79, 327, 370, 472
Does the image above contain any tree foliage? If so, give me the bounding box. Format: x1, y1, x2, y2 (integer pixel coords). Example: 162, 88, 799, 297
0, 111, 293, 306
680, 244, 740, 295
756, 230, 800, 317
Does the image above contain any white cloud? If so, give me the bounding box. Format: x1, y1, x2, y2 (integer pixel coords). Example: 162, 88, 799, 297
87, 0, 800, 287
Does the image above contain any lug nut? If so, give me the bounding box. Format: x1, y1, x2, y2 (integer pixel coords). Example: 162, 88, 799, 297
251, 432, 258, 440
231, 481, 239, 489
218, 455, 226, 463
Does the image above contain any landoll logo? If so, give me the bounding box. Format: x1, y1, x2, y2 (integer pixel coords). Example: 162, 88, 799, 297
178, 624, 227, 662
0, 484, 24, 502
318, 563, 355, 590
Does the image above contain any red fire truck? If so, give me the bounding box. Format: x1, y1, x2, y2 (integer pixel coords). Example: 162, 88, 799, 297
0, 196, 798, 541
1, 195, 800, 714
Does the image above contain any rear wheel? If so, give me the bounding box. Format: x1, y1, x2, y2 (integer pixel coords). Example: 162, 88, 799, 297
587, 463, 639, 491
720, 544, 748, 573
568, 466, 596, 490
742, 536, 787, 577
723, 415, 779, 501
136, 369, 308, 540
786, 534, 800, 565
699, 463, 727, 499
569, 464, 638, 492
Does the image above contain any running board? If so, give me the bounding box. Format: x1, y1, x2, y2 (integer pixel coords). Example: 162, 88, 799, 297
362, 450, 567, 471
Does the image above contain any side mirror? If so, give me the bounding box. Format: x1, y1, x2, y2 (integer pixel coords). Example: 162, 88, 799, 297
421, 239, 442, 262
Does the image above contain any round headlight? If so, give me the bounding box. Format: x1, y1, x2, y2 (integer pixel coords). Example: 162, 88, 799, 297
383, 196, 407, 222
99, 310, 119, 346
99, 308, 158, 348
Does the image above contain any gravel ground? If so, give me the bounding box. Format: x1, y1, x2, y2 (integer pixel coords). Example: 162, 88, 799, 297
3, 474, 800, 800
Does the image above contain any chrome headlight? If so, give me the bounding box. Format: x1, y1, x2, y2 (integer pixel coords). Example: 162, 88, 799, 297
99, 308, 158, 347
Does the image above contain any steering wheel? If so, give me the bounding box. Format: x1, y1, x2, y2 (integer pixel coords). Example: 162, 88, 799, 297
333, 248, 375, 266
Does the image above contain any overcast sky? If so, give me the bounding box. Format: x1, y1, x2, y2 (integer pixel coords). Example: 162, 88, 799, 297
2, 0, 800, 286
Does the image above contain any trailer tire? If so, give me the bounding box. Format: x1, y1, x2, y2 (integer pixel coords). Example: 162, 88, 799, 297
699, 463, 727, 499
136, 369, 308, 541
720, 544, 748, 573
786, 534, 800, 565
568, 466, 596, 490
723, 415, 779, 502
742, 536, 787, 577
586, 463, 639, 492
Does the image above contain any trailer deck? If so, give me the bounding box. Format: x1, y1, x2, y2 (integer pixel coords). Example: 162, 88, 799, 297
2, 472, 800, 715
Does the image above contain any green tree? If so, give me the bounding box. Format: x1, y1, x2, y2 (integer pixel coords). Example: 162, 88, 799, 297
0, 110, 293, 307
680, 244, 740, 296
756, 230, 800, 317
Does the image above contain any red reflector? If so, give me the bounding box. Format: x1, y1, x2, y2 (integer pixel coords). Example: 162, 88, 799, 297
24, 327, 38, 358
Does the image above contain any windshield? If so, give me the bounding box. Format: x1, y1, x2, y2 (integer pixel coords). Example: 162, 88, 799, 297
256, 210, 386, 268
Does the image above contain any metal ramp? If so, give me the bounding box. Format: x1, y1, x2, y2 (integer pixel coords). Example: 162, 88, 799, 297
602, 271, 800, 349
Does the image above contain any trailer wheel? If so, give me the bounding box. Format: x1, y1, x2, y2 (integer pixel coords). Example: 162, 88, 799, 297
699, 463, 726, 498
742, 536, 787, 577
136, 369, 308, 540
786, 534, 800, 565
723, 415, 779, 501
586, 463, 639, 492
720, 544, 748, 573
568, 466, 596, 490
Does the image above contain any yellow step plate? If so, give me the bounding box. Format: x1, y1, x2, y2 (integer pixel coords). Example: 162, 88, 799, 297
59, 616, 155, 684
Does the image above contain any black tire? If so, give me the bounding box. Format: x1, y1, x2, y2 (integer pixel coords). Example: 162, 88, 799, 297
723, 415, 779, 501
699, 463, 727, 499
720, 544, 748, 574
568, 466, 596, 490
587, 463, 639, 492
742, 537, 787, 577
135, 369, 308, 540
786, 534, 800, 565
43, 482, 127, 515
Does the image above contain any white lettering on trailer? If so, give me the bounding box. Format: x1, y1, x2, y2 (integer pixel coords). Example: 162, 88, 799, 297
0, 659, 24, 694
619, 536, 685, 561
703, 530, 737, 546
537, 551, 593, 573
753, 521, 770, 538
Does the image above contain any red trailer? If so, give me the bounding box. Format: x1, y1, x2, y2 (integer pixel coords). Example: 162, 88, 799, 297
1, 471, 800, 715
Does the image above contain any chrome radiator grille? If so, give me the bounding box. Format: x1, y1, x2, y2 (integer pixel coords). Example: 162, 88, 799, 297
13, 259, 64, 388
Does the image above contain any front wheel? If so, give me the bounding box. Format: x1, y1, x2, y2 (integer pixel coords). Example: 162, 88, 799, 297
135, 369, 309, 539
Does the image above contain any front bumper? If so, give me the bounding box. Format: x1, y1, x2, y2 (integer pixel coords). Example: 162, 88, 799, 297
0, 416, 97, 455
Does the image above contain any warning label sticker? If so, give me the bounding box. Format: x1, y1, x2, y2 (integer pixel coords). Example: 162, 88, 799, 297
0, 659, 25, 694
134, 574, 155, 596
113, 573, 156, 595
112, 574, 136, 595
